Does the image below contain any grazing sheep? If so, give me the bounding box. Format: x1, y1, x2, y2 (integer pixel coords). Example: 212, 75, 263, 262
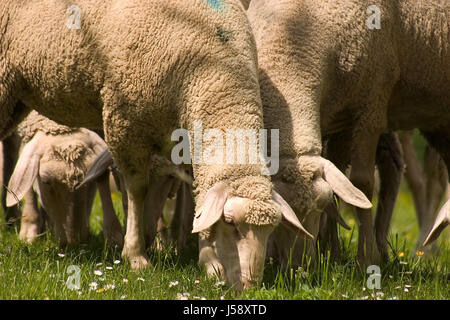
398, 131, 450, 249
79, 149, 192, 248
319, 131, 404, 262
0, 0, 311, 288
247, 0, 450, 265
6, 111, 123, 246
267, 132, 402, 267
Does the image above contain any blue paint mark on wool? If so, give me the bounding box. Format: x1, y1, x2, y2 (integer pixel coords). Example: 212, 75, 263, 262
207, 0, 224, 11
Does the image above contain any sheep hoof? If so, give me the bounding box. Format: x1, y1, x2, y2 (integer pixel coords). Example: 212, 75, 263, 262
205, 262, 225, 281
130, 256, 149, 270
129, 255, 150, 270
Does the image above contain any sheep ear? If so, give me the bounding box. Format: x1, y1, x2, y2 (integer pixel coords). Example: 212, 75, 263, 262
76, 149, 113, 189
192, 182, 228, 233
423, 199, 450, 246
320, 158, 372, 209
272, 190, 313, 239
6, 132, 44, 207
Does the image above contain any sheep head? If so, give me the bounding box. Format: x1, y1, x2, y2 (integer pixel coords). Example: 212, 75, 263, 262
267, 156, 371, 266
193, 177, 312, 291
6, 129, 107, 245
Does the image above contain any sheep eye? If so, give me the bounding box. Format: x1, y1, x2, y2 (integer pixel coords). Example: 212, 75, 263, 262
223, 216, 235, 226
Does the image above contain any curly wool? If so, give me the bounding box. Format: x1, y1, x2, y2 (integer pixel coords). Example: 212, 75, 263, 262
193, 164, 281, 226
229, 175, 280, 225
51, 142, 90, 190
17, 111, 97, 190
275, 158, 317, 217
18, 111, 77, 144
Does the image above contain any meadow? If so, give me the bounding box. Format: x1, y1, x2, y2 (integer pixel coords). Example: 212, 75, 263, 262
0, 133, 449, 300
0, 183, 448, 300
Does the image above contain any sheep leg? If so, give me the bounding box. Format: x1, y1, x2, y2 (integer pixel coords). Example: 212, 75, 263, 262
155, 217, 168, 252
19, 189, 41, 242
374, 132, 403, 262
318, 205, 341, 262
169, 180, 195, 252
177, 182, 195, 251
101, 93, 149, 269
120, 171, 149, 270
112, 168, 128, 229
97, 172, 124, 247
419, 145, 448, 253
320, 131, 352, 261
350, 126, 384, 267
1, 131, 21, 225
398, 131, 428, 240
144, 175, 174, 249
169, 182, 185, 247
420, 129, 450, 244
82, 183, 97, 244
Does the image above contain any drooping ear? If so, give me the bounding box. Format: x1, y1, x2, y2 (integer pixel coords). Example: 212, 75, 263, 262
76, 149, 113, 189
272, 190, 313, 239
320, 158, 372, 209
6, 132, 44, 207
192, 182, 228, 233
423, 199, 450, 246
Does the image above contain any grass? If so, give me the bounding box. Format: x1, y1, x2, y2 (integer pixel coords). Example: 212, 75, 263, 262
0, 185, 448, 300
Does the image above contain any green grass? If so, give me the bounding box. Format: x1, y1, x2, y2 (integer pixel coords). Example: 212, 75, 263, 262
0, 186, 448, 300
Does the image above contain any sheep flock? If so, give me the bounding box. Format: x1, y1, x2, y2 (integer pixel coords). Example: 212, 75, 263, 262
0, 0, 449, 296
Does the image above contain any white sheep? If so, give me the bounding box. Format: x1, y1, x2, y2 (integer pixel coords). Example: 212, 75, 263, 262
247, 0, 450, 265
6, 111, 123, 246
80, 149, 192, 249
0, 0, 311, 288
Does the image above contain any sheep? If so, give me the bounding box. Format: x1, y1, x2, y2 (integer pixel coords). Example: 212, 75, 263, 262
318, 131, 448, 262
398, 131, 450, 250
80, 149, 192, 249
267, 131, 403, 267
319, 131, 404, 263
0, 0, 312, 288
247, 0, 450, 266
5, 111, 123, 246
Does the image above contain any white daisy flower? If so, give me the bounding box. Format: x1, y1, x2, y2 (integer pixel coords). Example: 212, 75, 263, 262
94, 270, 103, 276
